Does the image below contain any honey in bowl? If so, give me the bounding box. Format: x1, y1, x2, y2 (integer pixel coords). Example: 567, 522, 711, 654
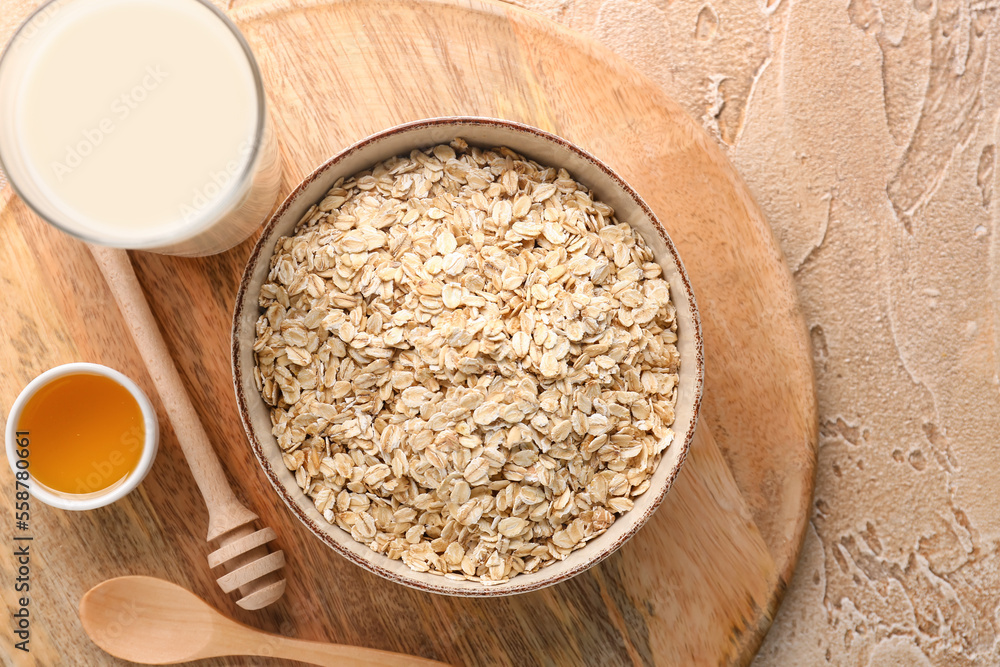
18, 373, 145, 495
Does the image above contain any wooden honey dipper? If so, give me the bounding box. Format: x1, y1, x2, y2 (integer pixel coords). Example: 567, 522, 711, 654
89, 245, 286, 611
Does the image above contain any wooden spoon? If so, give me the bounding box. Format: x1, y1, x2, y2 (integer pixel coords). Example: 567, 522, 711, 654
79, 576, 451, 666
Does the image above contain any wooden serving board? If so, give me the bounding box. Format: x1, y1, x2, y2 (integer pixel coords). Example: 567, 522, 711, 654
0, 0, 817, 664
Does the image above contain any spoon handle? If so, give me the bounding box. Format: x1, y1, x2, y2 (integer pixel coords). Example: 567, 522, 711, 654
88, 244, 257, 539
261, 634, 451, 667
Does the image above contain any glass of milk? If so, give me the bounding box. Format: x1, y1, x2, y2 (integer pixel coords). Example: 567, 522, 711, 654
0, 0, 281, 256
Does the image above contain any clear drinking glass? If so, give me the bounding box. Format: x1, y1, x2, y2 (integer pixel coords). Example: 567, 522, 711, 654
0, 0, 281, 256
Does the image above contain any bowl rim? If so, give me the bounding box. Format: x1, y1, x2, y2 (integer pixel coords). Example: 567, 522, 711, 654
232, 116, 704, 596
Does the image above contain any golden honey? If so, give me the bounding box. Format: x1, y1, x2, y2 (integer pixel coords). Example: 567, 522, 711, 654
17, 373, 145, 495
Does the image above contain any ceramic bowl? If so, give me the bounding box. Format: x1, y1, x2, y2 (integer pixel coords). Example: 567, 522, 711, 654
232, 117, 703, 596
5, 362, 159, 511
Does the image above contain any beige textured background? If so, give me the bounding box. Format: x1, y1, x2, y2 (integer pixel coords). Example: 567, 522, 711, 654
506, 0, 1000, 664
1, 0, 997, 664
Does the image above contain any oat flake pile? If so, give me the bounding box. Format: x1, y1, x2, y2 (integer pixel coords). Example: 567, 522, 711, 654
253, 139, 680, 583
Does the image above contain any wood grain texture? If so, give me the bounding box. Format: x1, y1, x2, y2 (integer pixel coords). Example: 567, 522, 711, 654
0, 1, 816, 665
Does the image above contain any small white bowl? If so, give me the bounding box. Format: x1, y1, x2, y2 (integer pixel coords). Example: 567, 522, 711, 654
5, 362, 159, 511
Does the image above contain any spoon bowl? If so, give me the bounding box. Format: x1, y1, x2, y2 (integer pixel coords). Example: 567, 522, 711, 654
80, 577, 218, 664
79, 576, 449, 666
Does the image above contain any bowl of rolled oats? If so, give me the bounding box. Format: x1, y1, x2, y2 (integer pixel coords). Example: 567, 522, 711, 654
233, 117, 703, 595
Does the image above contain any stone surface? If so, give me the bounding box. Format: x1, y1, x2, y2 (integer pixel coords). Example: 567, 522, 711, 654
2, 0, 997, 663
509, 0, 1000, 664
